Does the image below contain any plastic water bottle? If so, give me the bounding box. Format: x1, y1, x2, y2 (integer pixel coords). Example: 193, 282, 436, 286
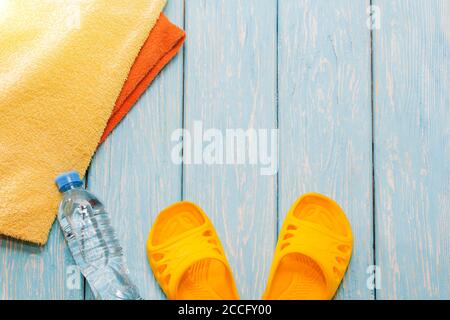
55, 171, 142, 300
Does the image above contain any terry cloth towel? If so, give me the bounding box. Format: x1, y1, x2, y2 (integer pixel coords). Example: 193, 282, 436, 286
100, 13, 185, 144
0, 0, 166, 245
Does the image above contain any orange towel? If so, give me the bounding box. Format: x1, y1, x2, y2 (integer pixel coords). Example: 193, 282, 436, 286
100, 14, 185, 144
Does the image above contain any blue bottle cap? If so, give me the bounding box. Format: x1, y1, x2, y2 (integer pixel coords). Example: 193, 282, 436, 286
55, 171, 83, 192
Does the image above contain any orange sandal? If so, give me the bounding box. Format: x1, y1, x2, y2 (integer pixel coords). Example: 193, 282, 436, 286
263, 193, 353, 300
147, 201, 239, 300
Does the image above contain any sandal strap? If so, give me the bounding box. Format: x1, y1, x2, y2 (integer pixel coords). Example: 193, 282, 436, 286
277, 216, 352, 291
149, 223, 228, 297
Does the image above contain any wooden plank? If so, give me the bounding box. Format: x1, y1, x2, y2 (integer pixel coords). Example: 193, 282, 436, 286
86, 1, 184, 299
278, 0, 374, 299
373, 0, 450, 299
0, 223, 83, 300
183, 0, 278, 299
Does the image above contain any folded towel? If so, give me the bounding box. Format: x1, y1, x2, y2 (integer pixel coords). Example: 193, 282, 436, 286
0, 0, 166, 244
100, 14, 185, 144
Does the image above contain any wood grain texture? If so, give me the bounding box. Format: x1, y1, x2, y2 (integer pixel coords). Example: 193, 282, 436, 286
278, 0, 374, 299
86, 0, 184, 300
183, 0, 278, 299
373, 0, 450, 299
0, 224, 83, 300
2, 0, 449, 301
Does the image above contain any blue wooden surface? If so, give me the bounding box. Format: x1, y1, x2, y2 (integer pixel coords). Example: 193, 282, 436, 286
373, 0, 450, 299
183, 0, 277, 299
87, 0, 184, 300
0, 0, 449, 300
278, 0, 374, 299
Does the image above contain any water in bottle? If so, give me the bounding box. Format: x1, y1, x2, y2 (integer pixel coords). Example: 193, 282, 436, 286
55, 171, 142, 300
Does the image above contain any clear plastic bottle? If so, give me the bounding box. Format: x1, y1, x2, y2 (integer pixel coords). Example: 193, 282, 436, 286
55, 171, 142, 300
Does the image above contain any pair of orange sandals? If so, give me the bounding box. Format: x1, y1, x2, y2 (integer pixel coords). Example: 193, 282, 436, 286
146, 193, 352, 300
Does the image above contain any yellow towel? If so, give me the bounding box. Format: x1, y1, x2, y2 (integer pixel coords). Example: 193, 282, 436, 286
0, 0, 166, 245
